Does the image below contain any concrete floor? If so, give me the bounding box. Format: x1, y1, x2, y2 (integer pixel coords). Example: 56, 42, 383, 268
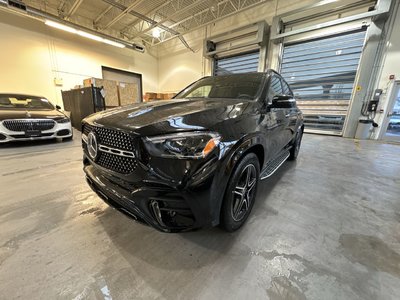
0, 132, 399, 300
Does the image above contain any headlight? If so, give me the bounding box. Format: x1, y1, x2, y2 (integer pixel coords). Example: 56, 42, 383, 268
56, 117, 70, 123
144, 132, 220, 159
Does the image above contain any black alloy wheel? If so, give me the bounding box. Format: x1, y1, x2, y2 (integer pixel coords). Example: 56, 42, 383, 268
220, 153, 260, 232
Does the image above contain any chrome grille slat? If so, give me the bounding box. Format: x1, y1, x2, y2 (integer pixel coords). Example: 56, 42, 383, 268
3, 119, 55, 132
98, 145, 135, 158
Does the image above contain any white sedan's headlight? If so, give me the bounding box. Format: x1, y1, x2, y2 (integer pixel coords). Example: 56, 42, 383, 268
56, 117, 70, 123
144, 132, 220, 159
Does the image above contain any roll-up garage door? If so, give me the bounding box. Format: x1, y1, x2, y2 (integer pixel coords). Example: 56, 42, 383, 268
280, 29, 367, 135
214, 51, 260, 76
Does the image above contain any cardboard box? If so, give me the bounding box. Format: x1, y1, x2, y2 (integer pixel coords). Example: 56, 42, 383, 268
164, 93, 176, 100
119, 82, 139, 106
145, 92, 158, 101
83, 78, 119, 107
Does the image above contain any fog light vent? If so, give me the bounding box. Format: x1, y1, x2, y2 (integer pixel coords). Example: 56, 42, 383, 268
57, 129, 70, 136
150, 200, 166, 227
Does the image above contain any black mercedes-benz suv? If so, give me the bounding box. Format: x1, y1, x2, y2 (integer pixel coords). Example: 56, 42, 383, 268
82, 70, 304, 232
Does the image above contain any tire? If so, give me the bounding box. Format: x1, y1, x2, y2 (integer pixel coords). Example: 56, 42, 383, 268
220, 153, 260, 232
288, 128, 303, 161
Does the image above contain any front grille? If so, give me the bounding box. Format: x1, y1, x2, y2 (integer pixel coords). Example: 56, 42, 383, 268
82, 123, 93, 136
83, 123, 137, 174
83, 124, 134, 151
97, 152, 137, 174
3, 119, 55, 132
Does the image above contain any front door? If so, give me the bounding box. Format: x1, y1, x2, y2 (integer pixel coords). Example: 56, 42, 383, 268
383, 82, 400, 142
263, 75, 290, 158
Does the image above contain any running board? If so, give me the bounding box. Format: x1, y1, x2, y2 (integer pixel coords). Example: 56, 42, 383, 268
260, 150, 290, 180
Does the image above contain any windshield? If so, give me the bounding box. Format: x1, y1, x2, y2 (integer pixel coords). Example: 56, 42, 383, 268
175, 73, 264, 100
0, 95, 54, 110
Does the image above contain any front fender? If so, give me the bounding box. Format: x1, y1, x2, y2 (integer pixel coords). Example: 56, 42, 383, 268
208, 133, 265, 225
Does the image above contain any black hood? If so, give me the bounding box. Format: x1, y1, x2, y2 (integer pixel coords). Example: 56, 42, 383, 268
0, 109, 66, 121
85, 98, 254, 136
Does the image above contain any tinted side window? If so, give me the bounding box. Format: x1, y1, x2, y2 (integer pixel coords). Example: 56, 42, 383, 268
281, 79, 292, 96
270, 76, 283, 95
267, 75, 283, 102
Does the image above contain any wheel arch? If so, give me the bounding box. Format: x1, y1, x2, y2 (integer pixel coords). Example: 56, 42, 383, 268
223, 134, 265, 174
243, 144, 264, 170
212, 135, 265, 226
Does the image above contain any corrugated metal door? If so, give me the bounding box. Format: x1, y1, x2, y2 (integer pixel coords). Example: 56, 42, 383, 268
214, 51, 259, 76
280, 29, 367, 135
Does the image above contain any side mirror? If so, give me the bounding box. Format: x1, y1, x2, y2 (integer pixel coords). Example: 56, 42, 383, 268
56, 105, 62, 110
271, 95, 293, 108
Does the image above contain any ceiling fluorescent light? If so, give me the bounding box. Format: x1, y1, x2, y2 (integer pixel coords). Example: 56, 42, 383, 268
45, 20, 77, 34
45, 19, 126, 49
77, 30, 103, 42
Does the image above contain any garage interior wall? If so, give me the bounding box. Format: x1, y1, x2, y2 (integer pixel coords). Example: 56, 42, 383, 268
0, 10, 158, 108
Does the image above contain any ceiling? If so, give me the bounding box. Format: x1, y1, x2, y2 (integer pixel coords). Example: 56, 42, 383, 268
19, 0, 269, 50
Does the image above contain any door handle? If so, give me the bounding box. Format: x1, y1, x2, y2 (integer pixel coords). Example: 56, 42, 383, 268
285, 113, 290, 117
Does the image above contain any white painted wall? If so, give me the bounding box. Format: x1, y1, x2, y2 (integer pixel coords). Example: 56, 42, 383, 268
0, 10, 158, 108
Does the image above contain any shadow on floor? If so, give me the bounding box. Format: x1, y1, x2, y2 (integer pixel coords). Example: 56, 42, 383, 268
94, 159, 296, 271
0, 138, 73, 148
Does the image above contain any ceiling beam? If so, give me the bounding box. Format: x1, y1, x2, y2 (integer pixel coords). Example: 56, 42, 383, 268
133, 0, 205, 37
100, 0, 180, 35
64, 0, 84, 20
0, 1, 144, 51
94, 5, 113, 25
57, 0, 67, 14
153, 0, 269, 47
102, 0, 143, 30
99, 0, 197, 51
119, 1, 173, 34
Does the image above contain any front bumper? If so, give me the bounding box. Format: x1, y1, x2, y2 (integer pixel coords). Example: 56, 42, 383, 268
83, 150, 222, 232
0, 120, 72, 143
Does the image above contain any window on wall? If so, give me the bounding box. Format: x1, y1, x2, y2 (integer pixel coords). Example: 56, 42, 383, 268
214, 51, 260, 76
280, 29, 367, 135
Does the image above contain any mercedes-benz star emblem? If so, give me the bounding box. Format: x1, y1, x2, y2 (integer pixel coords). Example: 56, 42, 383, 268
87, 132, 98, 160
